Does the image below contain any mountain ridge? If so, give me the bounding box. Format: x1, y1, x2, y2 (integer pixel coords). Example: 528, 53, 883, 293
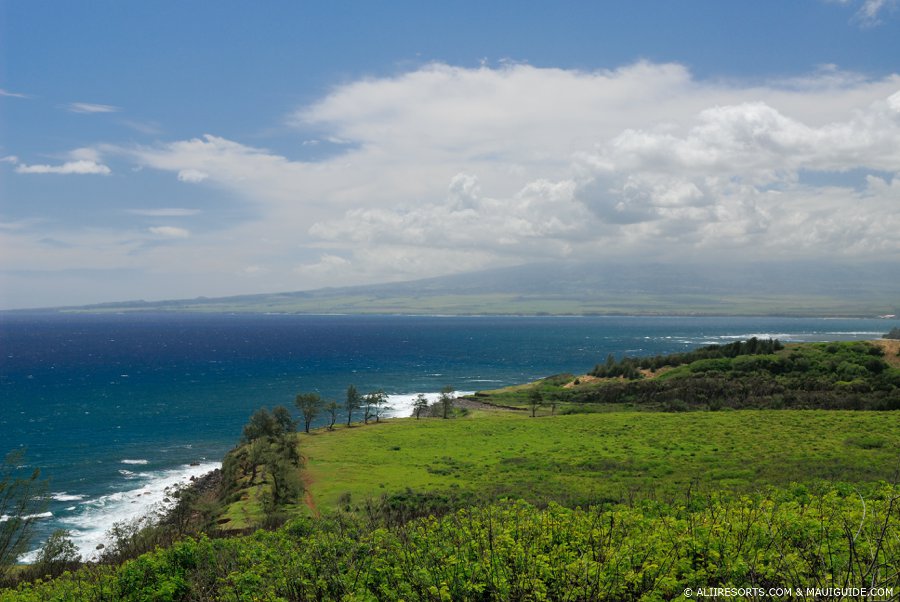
22, 260, 900, 317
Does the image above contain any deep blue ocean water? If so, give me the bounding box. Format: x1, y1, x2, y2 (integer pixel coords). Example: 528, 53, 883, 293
0, 311, 895, 558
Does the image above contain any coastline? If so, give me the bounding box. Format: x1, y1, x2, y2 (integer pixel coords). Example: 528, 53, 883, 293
21, 461, 222, 563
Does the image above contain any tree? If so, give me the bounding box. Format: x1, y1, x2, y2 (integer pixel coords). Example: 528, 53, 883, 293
33, 529, 80, 579
267, 435, 302, 505
325, 400, 339, 430
295, 392, 323, 433
439, 386, 456, 419
364, 390, 389, 423
345, 385, 361, 426
242, 408, 281, 443
272, 405, 297, 434
413, 393, 429, 420
528, 389, 543, 417
1, 449, 48, 580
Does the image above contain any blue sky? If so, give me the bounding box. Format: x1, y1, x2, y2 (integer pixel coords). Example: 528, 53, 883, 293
1, 1, 899, 308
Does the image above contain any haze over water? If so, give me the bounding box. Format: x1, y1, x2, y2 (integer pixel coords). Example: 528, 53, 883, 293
1, 312, 893, 558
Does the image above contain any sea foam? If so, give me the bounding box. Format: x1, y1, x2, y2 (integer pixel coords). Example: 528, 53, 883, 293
21, 461, 220, 562
384, 391, 475, 418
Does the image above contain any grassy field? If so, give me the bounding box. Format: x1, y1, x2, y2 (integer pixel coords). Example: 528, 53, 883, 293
297, 409, 900, 516
212, 339, 900, 528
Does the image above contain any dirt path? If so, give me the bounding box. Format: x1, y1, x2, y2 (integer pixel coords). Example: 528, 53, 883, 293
301, 471, 320, 518
454, 396, 526, 411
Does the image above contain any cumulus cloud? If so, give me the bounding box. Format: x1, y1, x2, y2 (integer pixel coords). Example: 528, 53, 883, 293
148, 226, 190, 238
570, 91, 900, 256
93, 62, 900, 288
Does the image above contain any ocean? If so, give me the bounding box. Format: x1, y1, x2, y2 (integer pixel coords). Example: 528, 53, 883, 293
0, 311, 894, 559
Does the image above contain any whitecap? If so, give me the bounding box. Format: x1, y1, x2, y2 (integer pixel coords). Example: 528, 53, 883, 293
33, 461, 221, 561
51, 492, 86, 502
383, 391, 476, 418
1, 511, 53, 522
120, 459, 149, 465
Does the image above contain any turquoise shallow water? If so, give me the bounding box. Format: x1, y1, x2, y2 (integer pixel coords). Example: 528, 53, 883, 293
0, 312, 894, 557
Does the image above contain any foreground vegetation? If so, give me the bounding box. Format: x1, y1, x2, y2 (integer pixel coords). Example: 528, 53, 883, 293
5, 484, 898, 601
5, 339, 900, 600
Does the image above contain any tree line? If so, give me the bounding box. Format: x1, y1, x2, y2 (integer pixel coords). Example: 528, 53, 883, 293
574, 340, 900, 411
241, 383, 458, 439
591, 337, 785, 379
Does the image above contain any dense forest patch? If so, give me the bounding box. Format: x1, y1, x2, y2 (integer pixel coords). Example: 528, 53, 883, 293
478, 340, 900, 412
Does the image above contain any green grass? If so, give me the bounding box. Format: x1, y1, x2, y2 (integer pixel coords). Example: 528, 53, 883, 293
299, 409, 900, 514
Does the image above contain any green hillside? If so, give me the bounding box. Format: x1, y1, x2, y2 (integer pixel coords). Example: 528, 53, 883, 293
57, 260, 900, 317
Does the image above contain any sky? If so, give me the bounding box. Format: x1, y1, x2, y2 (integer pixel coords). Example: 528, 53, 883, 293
1, 1, 899, 309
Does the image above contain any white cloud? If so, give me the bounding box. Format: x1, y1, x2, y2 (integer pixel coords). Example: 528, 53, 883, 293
177, 169, 209, 183
4, 148, 112, 175
855, 0, 898, 25
824, 0, 898, 25
148, 226, 190, 238
0, 88, 30, 99
15, 160, 111, 175
67, 102, 121, 114
77, 62, 900, 291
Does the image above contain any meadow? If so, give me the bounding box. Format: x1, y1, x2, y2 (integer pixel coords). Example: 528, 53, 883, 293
235, 407, 900, 525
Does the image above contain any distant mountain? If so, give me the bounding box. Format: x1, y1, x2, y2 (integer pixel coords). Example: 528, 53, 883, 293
61, 260, 900, 317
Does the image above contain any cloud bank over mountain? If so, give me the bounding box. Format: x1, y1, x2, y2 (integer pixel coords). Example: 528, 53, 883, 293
117, 64, 900, 280
3, 60, 900, 307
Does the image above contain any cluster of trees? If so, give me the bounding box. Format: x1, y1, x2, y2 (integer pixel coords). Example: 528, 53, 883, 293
591, 337, 785, 379
224, 405, 303, 510
293, 385, 391, 433
411, 386, 457, 420
572, 341, 900, 411
292, 384, 458, 431
885, 327, 900, 340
